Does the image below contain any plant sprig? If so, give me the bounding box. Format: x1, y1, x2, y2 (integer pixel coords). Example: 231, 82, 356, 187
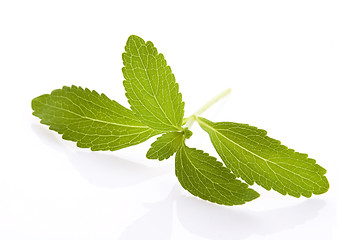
32, 35, 329, 206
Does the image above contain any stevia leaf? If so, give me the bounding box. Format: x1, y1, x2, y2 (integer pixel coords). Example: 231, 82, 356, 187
122, 35, 184, 132
197, 117, 329, 197
146, 128, 192, 160
175, 143, 260, 206
32, 86, 161, 151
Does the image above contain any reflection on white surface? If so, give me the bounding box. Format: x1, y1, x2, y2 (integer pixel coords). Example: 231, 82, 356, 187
177, 197, 325, 239
32, 124, 170, 188
69, 152, 169, 188
118, 186, 325, 240
119, 188, 177, 240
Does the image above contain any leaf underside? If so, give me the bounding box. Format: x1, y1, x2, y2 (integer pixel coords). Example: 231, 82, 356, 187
175, 143, 260, 206
197, 117, 329, 198
122, 35, 184, 132
146, 131, 185, 160
32, 86, 160, 151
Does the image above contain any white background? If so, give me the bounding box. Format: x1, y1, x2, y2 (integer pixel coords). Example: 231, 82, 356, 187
0, 0, 360, 239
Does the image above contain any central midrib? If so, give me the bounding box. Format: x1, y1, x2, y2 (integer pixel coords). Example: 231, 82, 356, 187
134, 40, 180, 130
180, 144, 235, 200
44, 103, 151, 129
196, 118, 318, 186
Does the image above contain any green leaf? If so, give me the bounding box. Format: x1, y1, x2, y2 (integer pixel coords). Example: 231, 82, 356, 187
146, 128, 192, 160
197, 117, 329, 198
175, 143, 260, 206
32, 86, 161, 151
122, 35, 184, 132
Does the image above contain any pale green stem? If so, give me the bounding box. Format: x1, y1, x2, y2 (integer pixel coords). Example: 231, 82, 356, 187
193, 88, 232, 116
184, 115, 196, 128
183, 88, 232, 128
